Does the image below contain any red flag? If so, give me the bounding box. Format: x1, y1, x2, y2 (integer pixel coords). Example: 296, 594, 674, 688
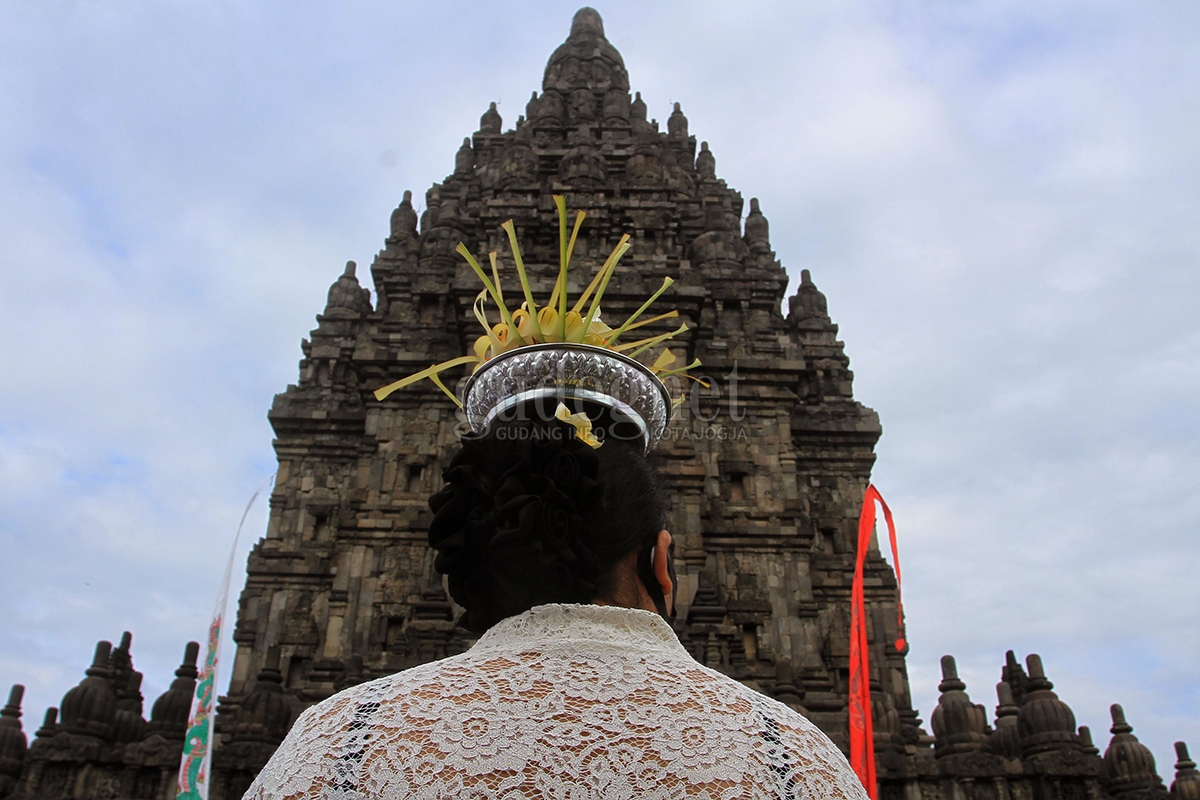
848, 485, 904, 800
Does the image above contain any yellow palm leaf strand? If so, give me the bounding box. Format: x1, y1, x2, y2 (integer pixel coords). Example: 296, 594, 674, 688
489, 251, 504, 306
511, 308, 537, 341
652, 348, 677, 371
656, 357, 703, 375
619, 309, 679, 335
549, 197, 576, 341
612, 323, 689, 357
537, 306, 560, 341
564, 210, 586, 271
554, 402, 602, 449
603, 276, 676, 348
578, 236, 632, 342
550, 210, 587, 314
473, 290, 505, 354
563, 310, 587, 341
456, 242, 525, 346
656, 359, 711, 388
587, 317, 612, 336
428, 370, 464, 408
555, 196, 568, 288
573, 233, 631, 315
373, 355, 481, 401
492, 321, 520, 353
473, 335, 492, 361
500, 220, 544, 341
559, 210, 586, 339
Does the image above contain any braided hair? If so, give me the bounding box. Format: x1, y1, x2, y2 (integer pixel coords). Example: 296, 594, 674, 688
427, 417, 668, 633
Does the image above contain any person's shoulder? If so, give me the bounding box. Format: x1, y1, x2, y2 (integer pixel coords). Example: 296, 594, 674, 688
298, 650, 478, 727
703, 671, 818, 734
675, 662, 805, 728
244, 652, 479, 800
667, 663, 869, 800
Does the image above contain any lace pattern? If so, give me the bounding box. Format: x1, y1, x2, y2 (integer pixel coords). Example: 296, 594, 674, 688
244, 604, 867, 800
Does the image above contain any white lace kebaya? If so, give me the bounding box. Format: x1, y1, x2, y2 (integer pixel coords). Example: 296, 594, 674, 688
244, 604, 868, 800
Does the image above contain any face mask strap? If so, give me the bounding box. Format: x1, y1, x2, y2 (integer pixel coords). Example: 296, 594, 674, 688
665, 539, 678, 620
638, 533, 677, 624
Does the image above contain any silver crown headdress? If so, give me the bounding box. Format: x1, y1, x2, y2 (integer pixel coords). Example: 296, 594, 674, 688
373, 197, 701, 450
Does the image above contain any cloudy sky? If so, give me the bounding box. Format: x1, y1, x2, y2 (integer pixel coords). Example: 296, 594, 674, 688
1, 0, 1196, 772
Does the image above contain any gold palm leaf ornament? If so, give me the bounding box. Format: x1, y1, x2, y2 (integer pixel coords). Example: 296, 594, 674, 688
372, 197, 704, 444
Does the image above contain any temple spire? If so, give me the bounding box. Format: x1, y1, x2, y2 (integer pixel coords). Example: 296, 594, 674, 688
1103, 704, 1166, 795
543, 7, 628, 97
667, 102, 688, 137
930, 655, 987, 757
569, 6, 604, 37
0, 684, 27, 785
1016, 654, 1079, 756
1173, 742, 1200, 800
389, 189, 417, 241
147, 641, 199, 741
479, 102, 501, 134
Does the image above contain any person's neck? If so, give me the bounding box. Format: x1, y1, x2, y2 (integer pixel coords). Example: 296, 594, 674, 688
590, 569, 657, 613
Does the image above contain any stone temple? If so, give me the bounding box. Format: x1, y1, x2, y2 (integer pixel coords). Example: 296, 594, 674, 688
1, 8, 1196, 800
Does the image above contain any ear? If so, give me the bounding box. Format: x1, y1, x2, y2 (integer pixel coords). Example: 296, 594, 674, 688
652, 529, 673, 601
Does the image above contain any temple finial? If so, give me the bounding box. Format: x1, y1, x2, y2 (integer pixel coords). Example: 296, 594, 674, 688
667, 101, 688, 137
569, 7, 605, 38
696, 141, 715, 178
480, 101, 502, 134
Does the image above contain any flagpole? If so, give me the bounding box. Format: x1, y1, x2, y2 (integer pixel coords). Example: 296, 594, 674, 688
176, 473, 275, 800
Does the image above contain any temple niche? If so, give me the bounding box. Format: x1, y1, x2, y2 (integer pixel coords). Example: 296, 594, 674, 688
0, 7, 1193, 800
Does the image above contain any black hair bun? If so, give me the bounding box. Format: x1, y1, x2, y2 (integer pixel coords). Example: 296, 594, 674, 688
428, 422, 603, 632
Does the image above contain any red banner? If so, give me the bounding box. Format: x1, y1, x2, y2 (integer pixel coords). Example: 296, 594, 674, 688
848, 485, 904, 800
